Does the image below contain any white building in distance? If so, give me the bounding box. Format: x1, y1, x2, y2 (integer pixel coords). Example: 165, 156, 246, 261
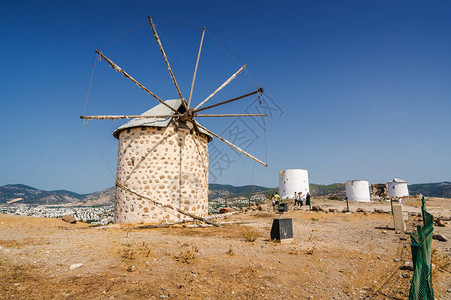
345, 180, 371, 202
387, 178, 409, 198
279, 169, 309, 199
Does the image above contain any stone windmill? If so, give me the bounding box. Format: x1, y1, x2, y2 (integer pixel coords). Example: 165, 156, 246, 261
81, 17, 267, 225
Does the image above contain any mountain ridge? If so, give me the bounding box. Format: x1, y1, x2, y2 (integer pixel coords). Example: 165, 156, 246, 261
1, 182, 449, 206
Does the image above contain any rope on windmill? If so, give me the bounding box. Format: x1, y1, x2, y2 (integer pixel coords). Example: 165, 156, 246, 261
115, 181, 221, 227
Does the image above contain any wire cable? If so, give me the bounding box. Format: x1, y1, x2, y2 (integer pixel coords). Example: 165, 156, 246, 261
100, 18, 148, 50
152, 17, 203, 30
86, 123, 115, 179
82, 54, 98, 116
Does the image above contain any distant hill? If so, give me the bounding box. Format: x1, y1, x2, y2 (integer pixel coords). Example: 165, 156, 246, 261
1, 182, 449, 206
408, 182, 451, 198
209, 184, 271, 199
80, 187, 115, 206
310, 183, 346, 197
0, 184, 83, 205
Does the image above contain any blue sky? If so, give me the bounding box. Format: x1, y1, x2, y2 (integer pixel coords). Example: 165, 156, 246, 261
0, 1, 450, 193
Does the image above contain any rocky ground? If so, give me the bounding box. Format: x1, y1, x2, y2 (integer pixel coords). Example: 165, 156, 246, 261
0, 197, 449, 299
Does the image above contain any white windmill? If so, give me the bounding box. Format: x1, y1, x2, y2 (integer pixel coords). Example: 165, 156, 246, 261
81, 17, 268, 225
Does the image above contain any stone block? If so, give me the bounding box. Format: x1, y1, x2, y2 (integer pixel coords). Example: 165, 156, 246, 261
392, 204, 406, 232
270, 218, 293, 242
278, 203, 288, 213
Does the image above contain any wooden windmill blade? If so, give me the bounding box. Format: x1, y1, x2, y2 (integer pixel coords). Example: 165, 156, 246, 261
188, 27, 206, 108
195, 113, 266, 117
193, 64, 247, 110
80, 114, 183, 120
194, 88, 264, 113
94, 50, 178, 114
148, 16, 188, 110
195, 123, 267, 167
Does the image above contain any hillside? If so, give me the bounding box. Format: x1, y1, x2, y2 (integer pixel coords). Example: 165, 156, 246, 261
209, 184, 272, 198
0, 184, 83, 205
408, 181, 451, 198
309, 183, 346, 197
79, 187, 115, 206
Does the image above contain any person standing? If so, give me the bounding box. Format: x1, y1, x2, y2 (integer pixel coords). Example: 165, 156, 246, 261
271, 194, 275, 209
274, 192, 280, 208
306, 192, 311, 207
294, 192, 299, 206
299, 192, 303, 206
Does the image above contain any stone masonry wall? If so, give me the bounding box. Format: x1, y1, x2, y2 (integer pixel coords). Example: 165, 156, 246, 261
114, 123, 209, 224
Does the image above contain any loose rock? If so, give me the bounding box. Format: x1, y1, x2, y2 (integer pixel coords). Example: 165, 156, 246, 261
400, 261, 414, 271
62, 215, 77, 224
69, 263, 83, 270
219, 207, 233, 214
258, 204, 269, 211
435, 219, 446, 227
311, 205, 323, 212
432, 234, 447, 242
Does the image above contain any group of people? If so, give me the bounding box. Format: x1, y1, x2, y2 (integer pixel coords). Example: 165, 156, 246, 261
270, 192, 280, 209
294, 191, 311, 206
269, 191, 311, 209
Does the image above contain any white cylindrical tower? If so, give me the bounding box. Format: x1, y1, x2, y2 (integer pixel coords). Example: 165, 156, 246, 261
279, 169, 309, 199
387, 178, 409, 198
113, 99, 211, 224
345, 180, 371, 202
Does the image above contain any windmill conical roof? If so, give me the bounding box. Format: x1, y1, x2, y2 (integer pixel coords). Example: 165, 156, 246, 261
387, 178, 407, 183
113, 99, 211, 139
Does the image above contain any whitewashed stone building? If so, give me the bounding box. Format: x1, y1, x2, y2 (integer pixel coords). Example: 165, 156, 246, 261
113, 99, 211, 224
279, 169, 309, 199
345, 180, 371, 202
387, 178, 409, 198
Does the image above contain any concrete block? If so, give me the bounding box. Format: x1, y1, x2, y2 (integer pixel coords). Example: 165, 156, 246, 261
393, 204, 406, 232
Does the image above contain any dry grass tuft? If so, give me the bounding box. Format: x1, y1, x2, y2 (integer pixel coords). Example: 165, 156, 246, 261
289, 247, 301, 255
305, 245, 316, 255
242, 226, 260, 242
226, 245, 235, 256
174, 244, 199, 264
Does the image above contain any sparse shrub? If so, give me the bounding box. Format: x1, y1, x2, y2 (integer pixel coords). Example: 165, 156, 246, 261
327, 195, 341, 200
305, 245, 316, 255
126, 265, 135, 272
174, 244, 199, 264
121, 248, 135, 260
289, 247, 300, 255
226, 245, 235, 256
243, 226, 259, 242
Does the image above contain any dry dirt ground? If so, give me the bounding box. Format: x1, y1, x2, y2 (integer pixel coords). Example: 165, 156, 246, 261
0, 197, 449, 299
